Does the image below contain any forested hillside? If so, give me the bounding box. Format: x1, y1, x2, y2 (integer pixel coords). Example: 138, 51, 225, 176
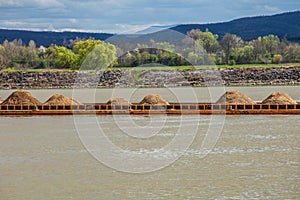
0, 11, 299, 48
171, 11, 300, 41
0, 29, 113, 47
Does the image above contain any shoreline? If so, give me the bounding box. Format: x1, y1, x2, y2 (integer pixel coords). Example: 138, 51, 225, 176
0, 66, 299, 89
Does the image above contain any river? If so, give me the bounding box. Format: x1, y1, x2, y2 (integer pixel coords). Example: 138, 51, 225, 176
0, 86, 299, 199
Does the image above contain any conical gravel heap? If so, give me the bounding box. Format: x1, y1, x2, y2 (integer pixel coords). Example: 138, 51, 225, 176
216, 90, 256, 104
139, 94, 169, 105
43, 94, 81, 106
262, 92, 297, 104
1, 90, 42, 106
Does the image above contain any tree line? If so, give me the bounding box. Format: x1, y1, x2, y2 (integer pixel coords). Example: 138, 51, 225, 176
1, 29, 300, 70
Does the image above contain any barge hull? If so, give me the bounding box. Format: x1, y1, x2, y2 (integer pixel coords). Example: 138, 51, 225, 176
0, 103, 299, 115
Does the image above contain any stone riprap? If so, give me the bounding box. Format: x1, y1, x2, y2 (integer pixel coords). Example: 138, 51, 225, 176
0, 67, 299, 89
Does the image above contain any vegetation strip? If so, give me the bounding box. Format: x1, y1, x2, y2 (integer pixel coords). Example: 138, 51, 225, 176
1, 29, 300, 71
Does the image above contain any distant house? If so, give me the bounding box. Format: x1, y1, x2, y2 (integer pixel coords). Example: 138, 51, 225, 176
38, 46, 46, 54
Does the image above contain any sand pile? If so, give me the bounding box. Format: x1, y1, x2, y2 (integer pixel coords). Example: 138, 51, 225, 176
262, 92, 296, 104
216, 90, 256, 104
107, 97, 131, 105
139, 94, 169, 105
1, 90, 42, 106
43, 94, 81, 106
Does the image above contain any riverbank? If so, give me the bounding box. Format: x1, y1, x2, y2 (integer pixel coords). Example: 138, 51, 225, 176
0, 66, 299, 89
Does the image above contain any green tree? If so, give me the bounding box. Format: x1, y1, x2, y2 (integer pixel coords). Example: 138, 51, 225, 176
0, 44, 6, 69
231, 45, 255, 64
272, 54, 283, 64
47, 45, 77, 68
118, 52, 137, 67
220, 33, 243, 64
186, 29, 219, 55
152, 41, 175, 52
79, 41, 117, 70
195, 29, 219, 53
73, 39, 102, 66
242, 45, 255, 63
283, 44, 300, 62
262, 34, 280, 54
187, 52, 204, 65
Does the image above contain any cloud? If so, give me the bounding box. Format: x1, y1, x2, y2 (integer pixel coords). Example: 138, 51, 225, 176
33, 0, 64, 8
0, 21, 25, 26
0, 0, 64, 8
0, 0, 21, 7
68, 18, 77, 24
0, 0, 299, 33
256, 5, 281, 13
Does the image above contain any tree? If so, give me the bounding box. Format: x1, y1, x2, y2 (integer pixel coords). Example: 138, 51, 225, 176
252, 37, 264, 62
28, 40, 36, 50
118, 52, 137, 67
1, 39, 39, 68
195, 29, 219, 53
152, 41, 175, 52
47, 45, 77, 68
73, 39, 117, 69
0, 44, 6, 69
251, 35, 281, 63
262, 34, 280, 54
272, 54, 283, 64
220, 33, 243, 64
2, 39, 16, 67
230, 45, 255, 64
73, 39, 102, 66
187, 29, 202, 41
186, 29, 219, 54
80, 41, 117, 70
187, 52, 204, 65
26, 40, 40, 67
283, 44, 300, 62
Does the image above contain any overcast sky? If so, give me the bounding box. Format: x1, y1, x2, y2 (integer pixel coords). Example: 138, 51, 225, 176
0, 0, 299, 33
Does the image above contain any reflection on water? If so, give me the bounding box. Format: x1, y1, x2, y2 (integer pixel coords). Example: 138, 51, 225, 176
0, 115, 299, 199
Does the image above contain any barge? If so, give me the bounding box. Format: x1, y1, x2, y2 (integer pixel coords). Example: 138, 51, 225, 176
0, 103, 299, 115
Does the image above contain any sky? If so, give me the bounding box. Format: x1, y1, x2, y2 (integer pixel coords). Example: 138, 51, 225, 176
0, 0, 299, 33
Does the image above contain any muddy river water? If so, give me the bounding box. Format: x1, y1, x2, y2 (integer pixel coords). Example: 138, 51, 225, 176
0, 86, 299, 199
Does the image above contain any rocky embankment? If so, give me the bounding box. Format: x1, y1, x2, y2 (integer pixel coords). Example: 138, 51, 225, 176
0, 66, 299, 89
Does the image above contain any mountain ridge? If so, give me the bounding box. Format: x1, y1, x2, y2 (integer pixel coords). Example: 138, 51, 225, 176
0, 29, 113, 47
0, 11, 299, 47
170, 11, 300, 41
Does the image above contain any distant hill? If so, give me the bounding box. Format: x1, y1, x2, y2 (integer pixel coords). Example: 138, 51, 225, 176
170, 11, 300, 41
0, 29, 113, 47
0, 11, 299, 47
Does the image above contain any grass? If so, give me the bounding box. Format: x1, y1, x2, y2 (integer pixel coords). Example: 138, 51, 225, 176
214, 63, 300, 69
133, 70, 143, 82
114, 65, 197, 71
0, 68, 77, 73
1, 63, 300, 72
113, 63, 300, 70
0, 68, 76, 72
